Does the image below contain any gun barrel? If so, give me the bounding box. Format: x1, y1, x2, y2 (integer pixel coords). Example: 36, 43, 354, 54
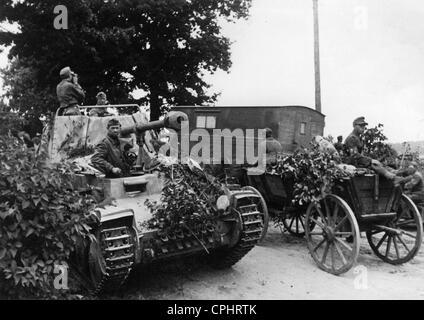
120, 111, 188, 135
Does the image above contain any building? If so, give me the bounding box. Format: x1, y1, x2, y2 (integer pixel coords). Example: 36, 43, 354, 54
171, 105, 325, 163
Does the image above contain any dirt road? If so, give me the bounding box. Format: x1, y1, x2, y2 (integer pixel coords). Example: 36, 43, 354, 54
119, 225, 424, 300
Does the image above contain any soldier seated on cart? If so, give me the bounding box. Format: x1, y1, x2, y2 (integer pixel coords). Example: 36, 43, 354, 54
344, 116, 402, 186
396, 161, 424, 203
90, 118, 133, 177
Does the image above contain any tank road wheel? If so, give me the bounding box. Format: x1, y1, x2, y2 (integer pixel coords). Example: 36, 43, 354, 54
207, 187, 267, 269
305, 195, 360, 275
242, 186, 269, 242
87, 225, 137, 295
366, 194, 423, 265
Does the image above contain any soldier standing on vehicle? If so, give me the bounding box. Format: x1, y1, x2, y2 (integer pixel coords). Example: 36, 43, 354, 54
90, 118, 132, 177
56, 66, 85, 116
344, 116, 402, 185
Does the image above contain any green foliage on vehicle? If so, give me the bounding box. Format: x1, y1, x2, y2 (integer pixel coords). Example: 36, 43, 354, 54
143, 163, 225, 235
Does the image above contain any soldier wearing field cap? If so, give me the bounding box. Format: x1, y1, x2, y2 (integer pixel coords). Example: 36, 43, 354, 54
89, 91, 109, 117
56, 66, 85, 115
344, 116, 402, 186
344, 116, 369, 166
90, 118, 132, 177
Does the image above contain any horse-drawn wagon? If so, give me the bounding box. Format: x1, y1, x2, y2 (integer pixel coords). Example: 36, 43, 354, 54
244, 170, 423, 275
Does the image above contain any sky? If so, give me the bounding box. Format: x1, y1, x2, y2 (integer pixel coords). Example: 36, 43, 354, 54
1, 0, 424, 143
205, 0, 424, 143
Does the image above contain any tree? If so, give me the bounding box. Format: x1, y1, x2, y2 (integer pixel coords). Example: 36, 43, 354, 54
0, 0, 138, 118
0, 0, 252, 121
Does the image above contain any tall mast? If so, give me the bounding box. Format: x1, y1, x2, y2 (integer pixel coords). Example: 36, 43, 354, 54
313, 0, 322, 113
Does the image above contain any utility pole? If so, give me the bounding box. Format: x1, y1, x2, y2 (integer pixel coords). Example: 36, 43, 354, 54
313, 0, 322, 113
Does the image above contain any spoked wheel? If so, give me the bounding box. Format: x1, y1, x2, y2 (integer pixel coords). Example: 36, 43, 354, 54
305, 194, 360, 275
282, 208, 314, 238
242, 186, 269, 242
366, 194, 423, 264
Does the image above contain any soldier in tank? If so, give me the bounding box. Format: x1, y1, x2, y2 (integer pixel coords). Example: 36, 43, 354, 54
89, 91, 109, 117
90, 118, 133, 177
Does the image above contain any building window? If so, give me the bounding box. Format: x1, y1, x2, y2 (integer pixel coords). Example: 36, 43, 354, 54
206, 116, 216, 128
300, 122, 306, 135
196, 115, 216, 129
196, 116, 206, 128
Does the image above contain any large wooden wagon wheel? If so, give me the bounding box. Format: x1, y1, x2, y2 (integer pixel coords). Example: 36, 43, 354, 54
282, 208, 314, 238
242, 186, 269, 242
305, 194, 360, 275
366, 194, 423, 264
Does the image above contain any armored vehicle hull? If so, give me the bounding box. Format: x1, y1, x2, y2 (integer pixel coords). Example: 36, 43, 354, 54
41, 105, 268, 294
72, 173, 267, 293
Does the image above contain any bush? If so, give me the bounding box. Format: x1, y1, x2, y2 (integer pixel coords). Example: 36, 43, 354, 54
0, 112, 24, 136
362, 123, 397, 164
0, 135, 97, 299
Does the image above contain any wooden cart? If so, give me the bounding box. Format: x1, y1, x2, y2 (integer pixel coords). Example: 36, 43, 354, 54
244, 172, 310, 237
245, 171, 423, 274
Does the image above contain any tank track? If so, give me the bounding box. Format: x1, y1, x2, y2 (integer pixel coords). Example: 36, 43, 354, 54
91, 225, 136, 295
208, 186, 265, 269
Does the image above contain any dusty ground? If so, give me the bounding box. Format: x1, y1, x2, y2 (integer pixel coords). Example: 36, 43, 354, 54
112, 225, 424, 300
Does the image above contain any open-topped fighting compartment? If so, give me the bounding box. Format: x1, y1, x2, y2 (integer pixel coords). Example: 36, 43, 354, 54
48, 104, 147, 162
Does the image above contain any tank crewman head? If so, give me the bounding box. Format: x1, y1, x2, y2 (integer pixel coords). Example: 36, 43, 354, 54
337, 135, 343, 143
96, 91, 108, 105
59, 66, 72, 80
59, 66, 78, 83
107, 118, 121, 138
352, 116, 368, 135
